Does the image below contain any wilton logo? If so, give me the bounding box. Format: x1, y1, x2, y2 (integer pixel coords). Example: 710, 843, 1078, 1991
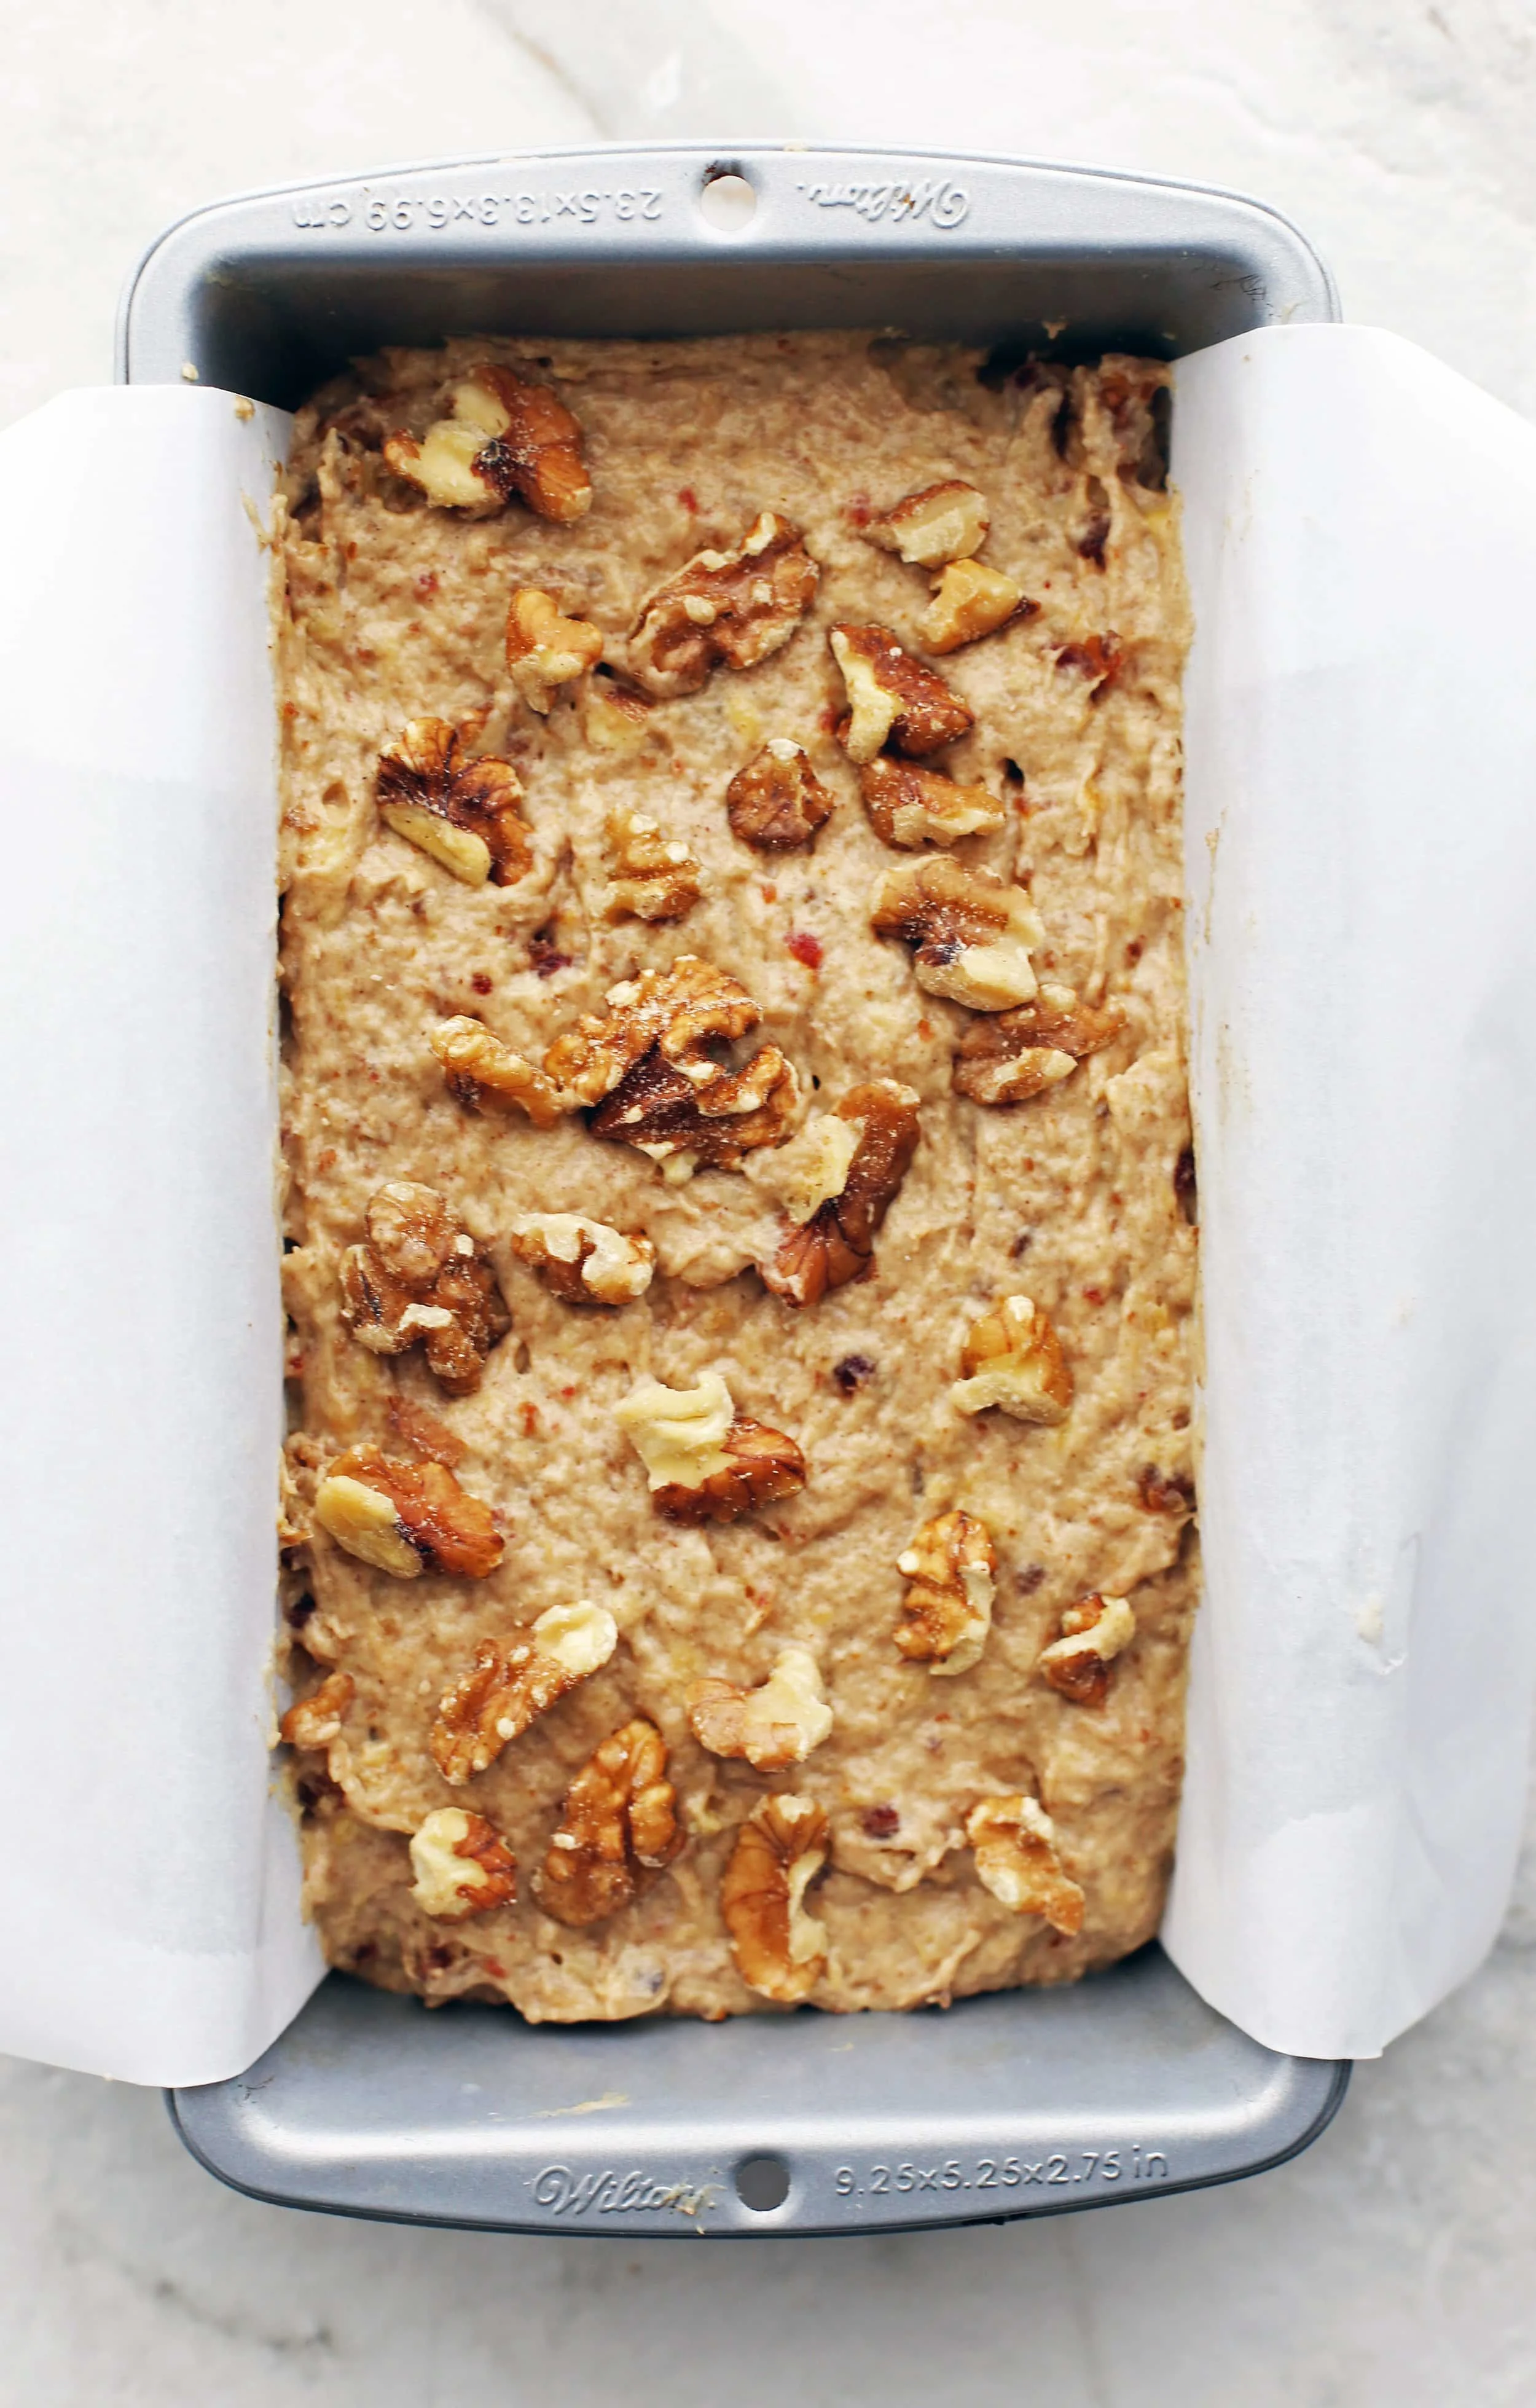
799, 177, 970, 229
530, 2163, 716, 2218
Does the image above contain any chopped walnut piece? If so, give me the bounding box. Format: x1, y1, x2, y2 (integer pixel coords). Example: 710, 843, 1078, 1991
894, 1510, 997, 1676
544, 957, 798, 1176
628, 511, 819, 699
507, 1212, 656, 1305
504, 587, 603, 714
279, 1669, 355, 1750
600, 807, 702, 923
965, 1795, 1084, 1933
430, 1599, 618, 1784
409, 1807, 517, 1920
722, 1794, 830, 2003
429, 1018, 567, 1129
867, 479, 990, 567
536, 1717, 684, 1926
383, 364, 591, 522
859, 756, 1006, 849
582, 673, 652, 755
614, 1371, 807, 1524
951, 1295, 1073, 1424
952, 983, 1127, 1104
314, 1445, 504, 1579
870, 857, 1044, 1011
726, 739, 835, 852
339, 1181, 509, 1395
830, 624, 974, 764
919, 559, 1032, 654
1038, 1593, 1137, 1706
375, 718, 532, 887
759, 1080, 920, 1308
688, 1645, 833, 1771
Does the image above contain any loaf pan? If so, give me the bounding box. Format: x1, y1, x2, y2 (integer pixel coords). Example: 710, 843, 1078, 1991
124, 143, 1345, 2235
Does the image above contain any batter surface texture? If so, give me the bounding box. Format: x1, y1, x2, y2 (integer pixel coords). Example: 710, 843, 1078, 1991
275, 332, 1198, 2022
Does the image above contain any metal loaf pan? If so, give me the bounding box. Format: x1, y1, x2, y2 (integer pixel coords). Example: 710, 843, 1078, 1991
127, 144, 1346, 2237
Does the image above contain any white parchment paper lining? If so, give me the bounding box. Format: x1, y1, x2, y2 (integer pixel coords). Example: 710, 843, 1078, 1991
1, 329, 1532, 2081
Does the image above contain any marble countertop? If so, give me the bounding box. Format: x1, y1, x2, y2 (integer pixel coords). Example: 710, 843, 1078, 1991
4, 3, 1534, 2398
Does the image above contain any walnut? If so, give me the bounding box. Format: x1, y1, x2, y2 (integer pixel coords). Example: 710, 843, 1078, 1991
628, 511, 819, 699
535, 1718, 683, 1926
278, 1669, 355, 1750
430, 1599, 619, 1784
614, 1373, 807, 1523
964, 1795, 1084, 1934
726, 739, 835, 852
313, 1447, 504, 1579
382, 364, 591, 521
375, 718, 532, 887
859, 756, 1006, 849
721, 1794, 829, 2003
1038, 1593, 1137, 1706
952, 984, 1126, 1104
582, 673, 652, 755
687, 1645, 833, 1770
508, 1212, 656, 1306
919, 560, 1031, 654
759, 1080, 920, 1308
866, 479, 990, 567
829, 625, 974, 764
600, 808, 702, 923
429, 1018, 566, 1129
893, 1510, 997, 1676
339, 1181, 509, 1394
505, 587, 604, 713
870, 857, 1044, 1011
408, 1806, 517, 1920
951, 1295, 1073, 1424
544, 957, 798, 1177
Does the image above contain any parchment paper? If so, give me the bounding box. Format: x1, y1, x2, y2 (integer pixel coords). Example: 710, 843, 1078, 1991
0, 387, 323, 2084
1167, 324, 1536, 2058
1, 330, 1532, 2081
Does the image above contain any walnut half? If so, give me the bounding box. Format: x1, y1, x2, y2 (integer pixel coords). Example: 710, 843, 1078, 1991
628, 512, 819, 699
866, 480, 990, 567
721, 1794, 830, 2003
759, 1081, 920, 1308
894, 1510, 997, 1676
535, 1717, 683, 1926
505, 587, 604, 714
375, 719, 533, 887
383, 364, 591, 522
688, 1645, 833, 1771
919, 560, 1031, 654
279, 1669, 355, 1751
600, 808, 702, 924
340, 1182, 509, 1394
1038, 1593, 1137, 1706
860, 756, 1006, 849
313, 1446, 503, 1579
508, 1212, 656, 1306
871, 857, 1044, 1011
430, 1599, 619, 1784
953, 984, 1126, 1105
614, 1373, 807, 1524
409, 1807, 517, 1920
545, 957, 798, 1178
726, 739, 835, 852
429, 1018, 568, 1129
951, 1295, 1073, 1425
830, 624, 974, 764
965, 1795, 1084, 1934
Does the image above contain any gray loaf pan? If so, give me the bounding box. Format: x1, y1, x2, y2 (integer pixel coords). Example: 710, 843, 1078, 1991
124, 144, 1347, 2237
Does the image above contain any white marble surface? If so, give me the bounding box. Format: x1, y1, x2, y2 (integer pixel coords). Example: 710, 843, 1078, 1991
4, 1, 1536, 2397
